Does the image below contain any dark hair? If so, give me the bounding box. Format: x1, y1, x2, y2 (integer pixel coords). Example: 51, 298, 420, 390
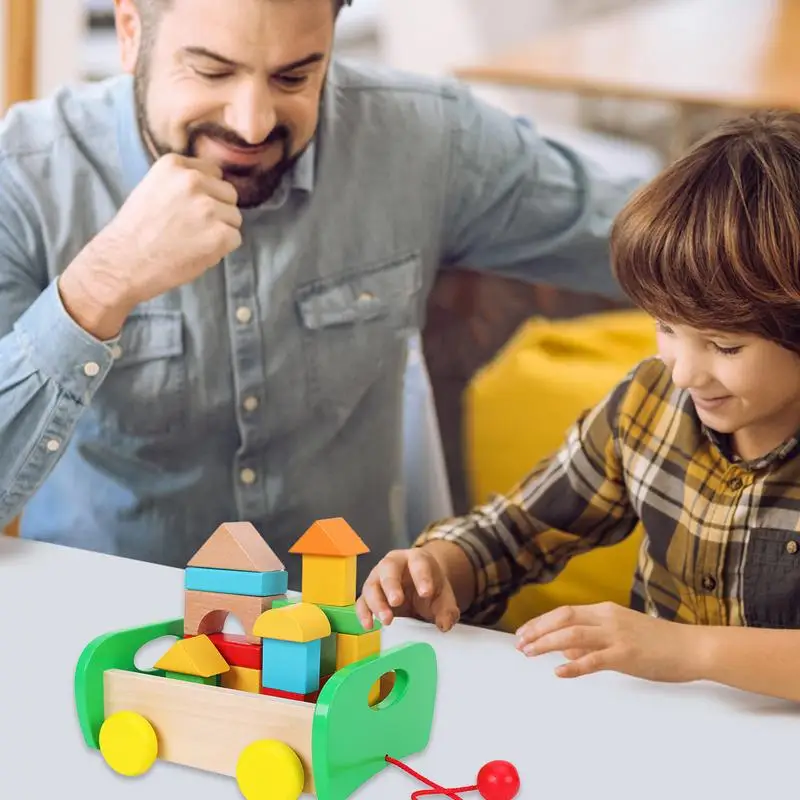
138, 0, 351, 24
611, 110, 800, 353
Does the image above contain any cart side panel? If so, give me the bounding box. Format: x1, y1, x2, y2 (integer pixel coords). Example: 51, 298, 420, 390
74, 618, 184, 749
104, 669, 316, 793
312, 642, 437, 800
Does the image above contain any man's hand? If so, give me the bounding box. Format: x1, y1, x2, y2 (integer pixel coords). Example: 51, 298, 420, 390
356, 547, 461, 633
515, 601, 701, 682
59, 154, 243, 339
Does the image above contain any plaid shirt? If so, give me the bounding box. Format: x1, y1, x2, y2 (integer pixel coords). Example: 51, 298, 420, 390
415, 357, 800, 627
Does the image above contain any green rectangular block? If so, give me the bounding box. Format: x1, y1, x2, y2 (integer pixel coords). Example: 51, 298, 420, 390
273, 598, 382, 635
165, 671, 219, 686
321, 633, 337, 676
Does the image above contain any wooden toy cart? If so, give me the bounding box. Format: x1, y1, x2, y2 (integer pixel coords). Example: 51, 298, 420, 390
75, 617, 437, 800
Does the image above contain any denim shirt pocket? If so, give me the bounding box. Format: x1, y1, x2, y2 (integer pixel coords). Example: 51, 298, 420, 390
95, 309, 188, 437
742, 528, 800, 629
294, 252, 422, 415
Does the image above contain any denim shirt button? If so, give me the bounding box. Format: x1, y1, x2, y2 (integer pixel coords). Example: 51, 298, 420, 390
240, 468, 257, 485
236, 306, 253, 324
786, 540, 798, 555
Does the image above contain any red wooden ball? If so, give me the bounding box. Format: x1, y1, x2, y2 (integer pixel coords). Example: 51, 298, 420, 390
476, 760, 521, 800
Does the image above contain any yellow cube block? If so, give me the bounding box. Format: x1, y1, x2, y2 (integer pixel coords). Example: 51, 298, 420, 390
335, 630, 381, 670
368, 680, 380, 705
220, 665, 262, 693
301, 555, 356, 607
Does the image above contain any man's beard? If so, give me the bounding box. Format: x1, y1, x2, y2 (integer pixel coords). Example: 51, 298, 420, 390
133, 66, 304, 208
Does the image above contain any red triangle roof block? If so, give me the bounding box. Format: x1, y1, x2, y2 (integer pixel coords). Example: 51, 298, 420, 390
187, 522, 285, 572
288, 518, 369, 557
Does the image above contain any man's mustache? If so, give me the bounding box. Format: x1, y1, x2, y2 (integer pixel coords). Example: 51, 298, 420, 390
188, 124, 290, 151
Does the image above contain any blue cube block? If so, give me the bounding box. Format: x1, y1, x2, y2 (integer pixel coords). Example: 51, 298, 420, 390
185, 566, 288, 597
261, 638, 321, 695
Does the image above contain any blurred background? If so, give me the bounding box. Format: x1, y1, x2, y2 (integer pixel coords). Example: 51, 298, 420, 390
3, 0, 797, 624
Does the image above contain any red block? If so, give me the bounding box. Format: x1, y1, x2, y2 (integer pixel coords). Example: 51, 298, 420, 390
184, 632, 261, 670
258, 675, 332, 705
260, 685, 320, 703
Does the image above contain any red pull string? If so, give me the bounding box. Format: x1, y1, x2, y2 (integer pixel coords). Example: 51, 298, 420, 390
411, 786, 479, 800
385, 755, 479, 800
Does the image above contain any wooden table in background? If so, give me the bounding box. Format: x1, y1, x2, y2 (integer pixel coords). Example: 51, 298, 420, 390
2, 0, 34, 535
3, 0, 37, 111
453, 0, 800, 156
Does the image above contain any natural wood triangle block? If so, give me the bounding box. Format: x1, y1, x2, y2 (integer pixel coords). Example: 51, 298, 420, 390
187, 522, 285, 572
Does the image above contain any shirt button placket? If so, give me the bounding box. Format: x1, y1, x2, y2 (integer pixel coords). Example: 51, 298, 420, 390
226, 251, 269, 521
701, 574, 717, 592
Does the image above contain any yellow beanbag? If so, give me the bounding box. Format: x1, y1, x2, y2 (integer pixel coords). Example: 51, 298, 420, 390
464, 309, 657, 632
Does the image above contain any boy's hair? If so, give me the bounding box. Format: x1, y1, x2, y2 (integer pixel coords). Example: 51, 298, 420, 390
611, 111, 800, 353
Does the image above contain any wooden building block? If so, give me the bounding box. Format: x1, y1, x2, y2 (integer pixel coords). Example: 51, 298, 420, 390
376, 670, 396, 703
273, 597, 381, 635
184, 590, 280, 645
103, 669, 315, 794
220, 665, 261, 694
259, 673, 332, 704
320, 634, 337, 676
200, 633, 261, 670
261, 638, 321, 696
288, 518, 369, 558
165, 671, 219, 686
252, 602, 331, 643
187, 522, 285, 572
185, 566, 288, 597
155, 635, 229, 678
259, 686, 320, 703
300, 554, 357, 607
335, 630, 381, 671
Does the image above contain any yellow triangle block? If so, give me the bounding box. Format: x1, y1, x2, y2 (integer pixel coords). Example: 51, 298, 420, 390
154, 635, 230, 677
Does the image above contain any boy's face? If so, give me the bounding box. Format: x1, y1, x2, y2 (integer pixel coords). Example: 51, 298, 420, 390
656, 321, 800, 460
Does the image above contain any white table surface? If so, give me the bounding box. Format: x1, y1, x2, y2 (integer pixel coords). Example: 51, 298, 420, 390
2, 535, 798, 800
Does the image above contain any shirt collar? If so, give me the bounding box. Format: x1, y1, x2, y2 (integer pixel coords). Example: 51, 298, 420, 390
111, 74, 316, 201
698, 414, 800, 471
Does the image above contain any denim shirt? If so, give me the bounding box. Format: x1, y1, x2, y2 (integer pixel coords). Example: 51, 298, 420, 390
0, 59, 636, 584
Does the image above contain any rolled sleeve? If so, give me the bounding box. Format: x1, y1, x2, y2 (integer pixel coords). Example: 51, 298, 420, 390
14, 278, 117, 404
413, 510, 514, 625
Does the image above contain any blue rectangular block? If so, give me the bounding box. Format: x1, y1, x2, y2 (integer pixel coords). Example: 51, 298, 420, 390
185, 566, 288, 597
261, 638, 321, 695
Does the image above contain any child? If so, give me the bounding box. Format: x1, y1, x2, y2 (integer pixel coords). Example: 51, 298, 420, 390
355, 110, 800, 702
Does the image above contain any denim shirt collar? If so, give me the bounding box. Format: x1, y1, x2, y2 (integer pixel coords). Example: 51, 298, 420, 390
111, 74, 316, 205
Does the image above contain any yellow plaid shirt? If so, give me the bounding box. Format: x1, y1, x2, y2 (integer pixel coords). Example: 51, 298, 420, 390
416, 357, 800, 627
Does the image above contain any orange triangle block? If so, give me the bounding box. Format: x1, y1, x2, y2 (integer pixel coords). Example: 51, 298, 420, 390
188, 522, 285, 572
288, 518, 369, 557
154, 635, 230, 677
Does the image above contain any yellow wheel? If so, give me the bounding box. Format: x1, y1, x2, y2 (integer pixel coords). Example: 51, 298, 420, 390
99, 710, 158, 777
236, 739, 304, 800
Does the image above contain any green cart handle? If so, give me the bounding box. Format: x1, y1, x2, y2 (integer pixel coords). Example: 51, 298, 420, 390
312, 641, 438, 800
74, 618, 184, 749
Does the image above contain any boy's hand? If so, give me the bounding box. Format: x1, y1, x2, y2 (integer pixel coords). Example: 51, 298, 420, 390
515, 602, 701, 683
356, 548, 461, 632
